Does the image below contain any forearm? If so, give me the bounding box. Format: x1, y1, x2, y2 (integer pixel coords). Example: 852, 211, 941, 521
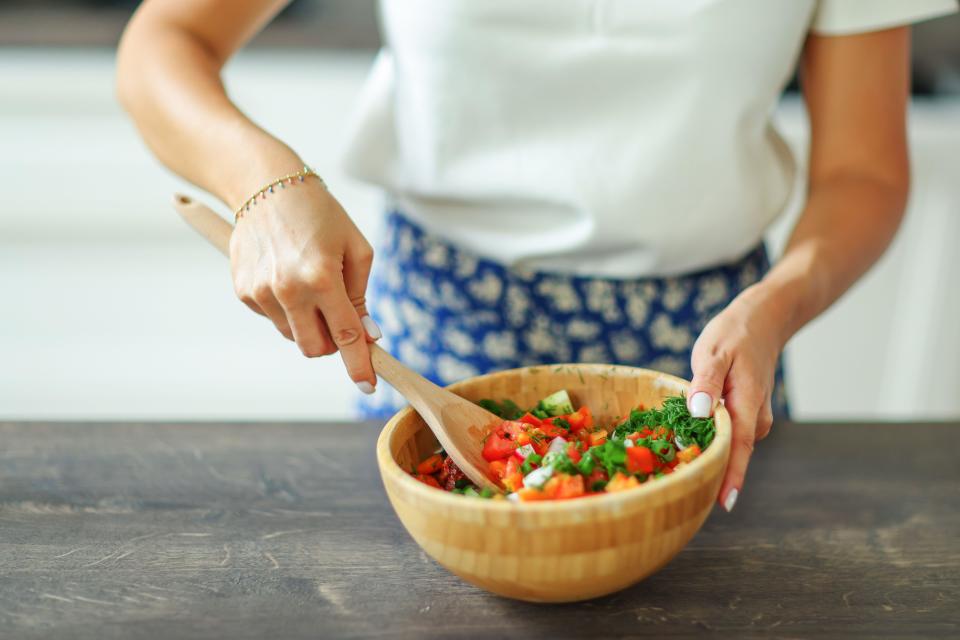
744, 172, 908, 348
116, 7, 297, 208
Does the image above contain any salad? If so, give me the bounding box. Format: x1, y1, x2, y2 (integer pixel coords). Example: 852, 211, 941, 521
410, 390, 716, 502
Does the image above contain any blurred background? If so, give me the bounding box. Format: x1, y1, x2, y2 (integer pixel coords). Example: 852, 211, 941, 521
2, 0, 958, 421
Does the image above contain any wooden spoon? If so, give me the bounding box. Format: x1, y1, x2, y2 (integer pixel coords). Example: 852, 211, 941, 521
171, 194, 500, 489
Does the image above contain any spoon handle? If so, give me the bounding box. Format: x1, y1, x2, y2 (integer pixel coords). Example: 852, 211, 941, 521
172, 194, 232, 255
369, 343, 445, 408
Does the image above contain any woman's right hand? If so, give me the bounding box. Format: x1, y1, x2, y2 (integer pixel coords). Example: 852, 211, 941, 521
229, 175, 381, 394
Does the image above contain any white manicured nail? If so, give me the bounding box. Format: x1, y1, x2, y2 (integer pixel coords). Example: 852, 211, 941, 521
361, 315, 382, 340
724, 488, 739, 513
356, 381, 375, 395
690, 391, 713, 418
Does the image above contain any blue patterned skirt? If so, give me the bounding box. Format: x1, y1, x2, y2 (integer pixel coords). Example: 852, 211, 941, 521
358, 211, 788, 419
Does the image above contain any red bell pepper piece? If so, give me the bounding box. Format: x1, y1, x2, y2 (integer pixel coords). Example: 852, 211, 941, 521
539, 421, 567, 438
626, 446, 656, 474
416, 453, 444, 475
554, 474, 585, 499
414, 473, 441, 489
518, 412, 543, 427
487, 459, 508, 481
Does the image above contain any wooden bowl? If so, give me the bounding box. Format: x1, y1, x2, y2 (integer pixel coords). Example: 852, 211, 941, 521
375, 364, 732, 603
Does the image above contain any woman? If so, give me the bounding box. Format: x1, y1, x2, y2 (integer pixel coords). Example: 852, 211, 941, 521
117, 0, 955, 512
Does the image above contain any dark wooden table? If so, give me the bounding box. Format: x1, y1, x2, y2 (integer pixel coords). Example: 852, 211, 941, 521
1, 420, 957, 639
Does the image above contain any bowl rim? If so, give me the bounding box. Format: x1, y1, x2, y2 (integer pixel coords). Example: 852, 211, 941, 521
376, 363, 732, 512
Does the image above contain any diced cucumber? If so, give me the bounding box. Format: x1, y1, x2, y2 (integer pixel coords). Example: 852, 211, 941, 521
523, 465, 554, 489
538, 390, 574, 416
546, 436, 568, 454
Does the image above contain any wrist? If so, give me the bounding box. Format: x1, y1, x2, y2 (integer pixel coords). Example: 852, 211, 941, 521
734, 276, 808, 350
219, 130, 305, 210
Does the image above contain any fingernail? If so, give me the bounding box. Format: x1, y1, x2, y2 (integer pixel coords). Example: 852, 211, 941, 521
361, 315, 382, 340
690, 391, 713, 418
356, 381, 375, 395
723, 488, 739, 513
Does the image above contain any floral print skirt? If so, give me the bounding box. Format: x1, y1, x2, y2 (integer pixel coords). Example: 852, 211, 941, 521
358, 211, 789, 420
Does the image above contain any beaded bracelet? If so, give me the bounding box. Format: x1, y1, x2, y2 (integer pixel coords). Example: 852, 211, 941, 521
234, 165, 325, 222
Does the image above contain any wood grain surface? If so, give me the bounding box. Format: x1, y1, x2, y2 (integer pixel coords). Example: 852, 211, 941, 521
0, 420, 957, 639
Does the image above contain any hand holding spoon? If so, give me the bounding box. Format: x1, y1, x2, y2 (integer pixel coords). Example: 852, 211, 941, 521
172, 194, 500, 489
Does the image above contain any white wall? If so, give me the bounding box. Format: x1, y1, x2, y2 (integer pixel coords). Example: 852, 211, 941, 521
2, 49, 958, 421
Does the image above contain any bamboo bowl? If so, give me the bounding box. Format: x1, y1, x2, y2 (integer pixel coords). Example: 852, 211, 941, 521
376, 364, 732, 603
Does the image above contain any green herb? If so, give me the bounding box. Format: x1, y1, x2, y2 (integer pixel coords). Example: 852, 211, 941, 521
611, 395, 715, 450
553, 418, 572, 431
479, 486, 498, 499
454, 478, 470, 489
531, 407, 549, 420
520, 453, 542, 475
649, 438, 676, 462
590, 480, 608, 492
589, 440, 628, 477
463, 487, 480, 498
477, 398, 525, 420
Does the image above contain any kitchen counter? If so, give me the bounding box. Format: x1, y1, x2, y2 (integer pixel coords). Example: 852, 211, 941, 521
0, 420, 957, 639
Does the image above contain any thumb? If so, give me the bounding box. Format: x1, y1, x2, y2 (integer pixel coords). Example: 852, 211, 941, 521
688, 344, 731, 418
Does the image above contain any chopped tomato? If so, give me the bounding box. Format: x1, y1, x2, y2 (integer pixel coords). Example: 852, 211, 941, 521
565, 406, 594, 431
653, 426, 672, 440
516, 487, 549, 502
566, 443, 582, 463
416, 453, 444, 475
505, 456, 521, 477
588, 430, 608, 446
538, 421, 567, 438
677, 444, 702, 464
575, 428, 592, 445
487, 459, 508, 481
414, 473, 441, 489
531, 433, 550, 456
518, 412, 543, 426
605, 472, 640, 493
503, 472, 524, 492
482, 430, 517, 462
540, 477, 561, 500
501, 421, 527, 438
554, 474, 585, 499
626, 446, 656, 474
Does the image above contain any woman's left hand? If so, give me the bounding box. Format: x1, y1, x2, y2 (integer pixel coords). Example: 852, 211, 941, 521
686, 284, 787, 513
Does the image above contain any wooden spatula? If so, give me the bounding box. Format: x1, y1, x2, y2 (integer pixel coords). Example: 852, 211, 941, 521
172, 194, 500, 489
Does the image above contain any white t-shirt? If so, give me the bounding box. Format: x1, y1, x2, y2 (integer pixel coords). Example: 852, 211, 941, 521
342, 0, 956, 278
